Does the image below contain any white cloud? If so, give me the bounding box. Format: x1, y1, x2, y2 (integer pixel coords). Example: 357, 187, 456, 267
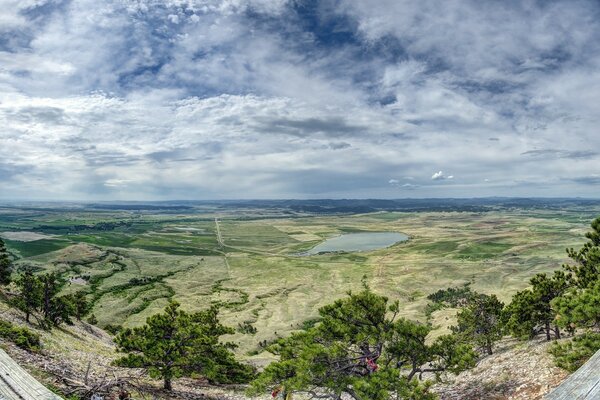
431, 172, 454, 181
0, 0, 50, 30
104, 179, 130, 188
431, 171, 444, 180
0, 52, 75, 76
1, 0, 600, 199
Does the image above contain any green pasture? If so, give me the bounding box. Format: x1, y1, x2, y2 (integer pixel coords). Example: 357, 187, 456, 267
4, 239, 72, 258
4, 207, 595, 363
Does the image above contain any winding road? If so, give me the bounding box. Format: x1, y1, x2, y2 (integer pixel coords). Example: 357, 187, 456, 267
214, 217, 231, 279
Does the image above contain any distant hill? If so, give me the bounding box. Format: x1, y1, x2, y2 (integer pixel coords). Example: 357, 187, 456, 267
81, 197, 600, 214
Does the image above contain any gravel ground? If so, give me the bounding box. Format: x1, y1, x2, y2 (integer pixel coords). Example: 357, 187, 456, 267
434, 338, 569, 400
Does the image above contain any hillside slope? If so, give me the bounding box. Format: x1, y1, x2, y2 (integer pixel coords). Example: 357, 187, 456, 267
0, 293, 572, 400
434, 339, 568, 400
0, 298, 257, 399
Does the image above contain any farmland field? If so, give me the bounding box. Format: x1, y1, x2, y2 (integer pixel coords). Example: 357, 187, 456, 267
1, 199, 599, 365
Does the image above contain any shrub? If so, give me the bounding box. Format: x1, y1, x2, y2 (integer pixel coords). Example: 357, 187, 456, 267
0, 319, 41, 351
549, 332, 600, 372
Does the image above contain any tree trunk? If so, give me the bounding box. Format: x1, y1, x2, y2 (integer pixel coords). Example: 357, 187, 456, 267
486, 340, 493, 355
545, 321, 551, 341
555, 324, 561, 339
43, 284, 50, 318
407, 361, 418, 381
164, 377, 172, 391
25, 311, 30, 323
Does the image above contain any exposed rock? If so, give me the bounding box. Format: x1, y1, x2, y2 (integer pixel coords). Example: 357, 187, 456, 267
434, 338, 569, 400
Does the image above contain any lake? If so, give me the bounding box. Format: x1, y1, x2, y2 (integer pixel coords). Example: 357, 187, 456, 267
301, 232, 409, 255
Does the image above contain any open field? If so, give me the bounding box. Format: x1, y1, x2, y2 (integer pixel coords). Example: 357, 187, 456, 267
1, 201, 599, 364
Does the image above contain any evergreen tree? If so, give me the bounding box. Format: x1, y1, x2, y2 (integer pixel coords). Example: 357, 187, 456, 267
547, 217, 600, 368
563, 216, 600, 288
14, 270, 43, 323
452, 293, 504, 355
0, 238, 12, 285
553, 279, 600, 330
73, 291, 89, 321
39, 273, 62, 320
47, 294, 76, 327
114, 301, 253, 390
248, 287, 476, 400
549, 332, 600, 372
504, 271, 570, 340
87, 314, 98, 325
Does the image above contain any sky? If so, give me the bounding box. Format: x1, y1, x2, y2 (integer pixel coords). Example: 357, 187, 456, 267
1, 0, 600, 200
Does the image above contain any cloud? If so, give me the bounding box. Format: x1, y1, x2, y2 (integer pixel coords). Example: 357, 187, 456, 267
569, 175, 600, 185
328, 141, 351, 150
431, 171, 444, 180
522, 149, 598, 160
401, 183, 418, 189
388, 179, 418, 190
257, 117, 365, 138
0, 0, 51, 31
104, 179, 130, 188
431, 171, 454, 181
1, 0, 600, 199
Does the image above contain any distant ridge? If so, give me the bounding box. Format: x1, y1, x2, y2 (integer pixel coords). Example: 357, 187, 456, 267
79, 198, 600, 213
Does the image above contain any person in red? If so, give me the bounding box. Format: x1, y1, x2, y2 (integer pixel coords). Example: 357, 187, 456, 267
366, 357, 379, 372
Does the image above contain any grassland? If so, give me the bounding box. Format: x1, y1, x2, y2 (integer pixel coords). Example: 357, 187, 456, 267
1, 203, 598, 365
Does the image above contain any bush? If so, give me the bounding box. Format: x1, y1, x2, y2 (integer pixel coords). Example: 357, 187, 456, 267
427, 283, 474, 307
104, 324, 123, 335
0, 319, 40, 351
549, 332, 600, 372
237, 321, 257, 334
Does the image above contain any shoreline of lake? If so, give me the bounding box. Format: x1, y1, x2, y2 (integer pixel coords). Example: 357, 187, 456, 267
298, 231, 409, 256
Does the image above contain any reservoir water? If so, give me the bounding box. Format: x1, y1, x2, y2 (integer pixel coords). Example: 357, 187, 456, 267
302, 232, 409, 255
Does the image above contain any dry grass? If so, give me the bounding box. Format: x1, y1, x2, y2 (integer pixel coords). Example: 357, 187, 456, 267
10, 210, 590, 363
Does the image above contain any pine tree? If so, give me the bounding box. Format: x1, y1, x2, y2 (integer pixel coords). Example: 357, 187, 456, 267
453, 293, 504, 355
248, 287, 476, 400
563, 216, 600, 288
114, 301, 253, 390
547, 217, 600, 368
73, 291, 89, 321
39, 273, 62, 320
553, 279, 600, 330
14, 270, 43, 323
0, 238, 12, 285
47, 294, 76, 326
504, 271, 570, 340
